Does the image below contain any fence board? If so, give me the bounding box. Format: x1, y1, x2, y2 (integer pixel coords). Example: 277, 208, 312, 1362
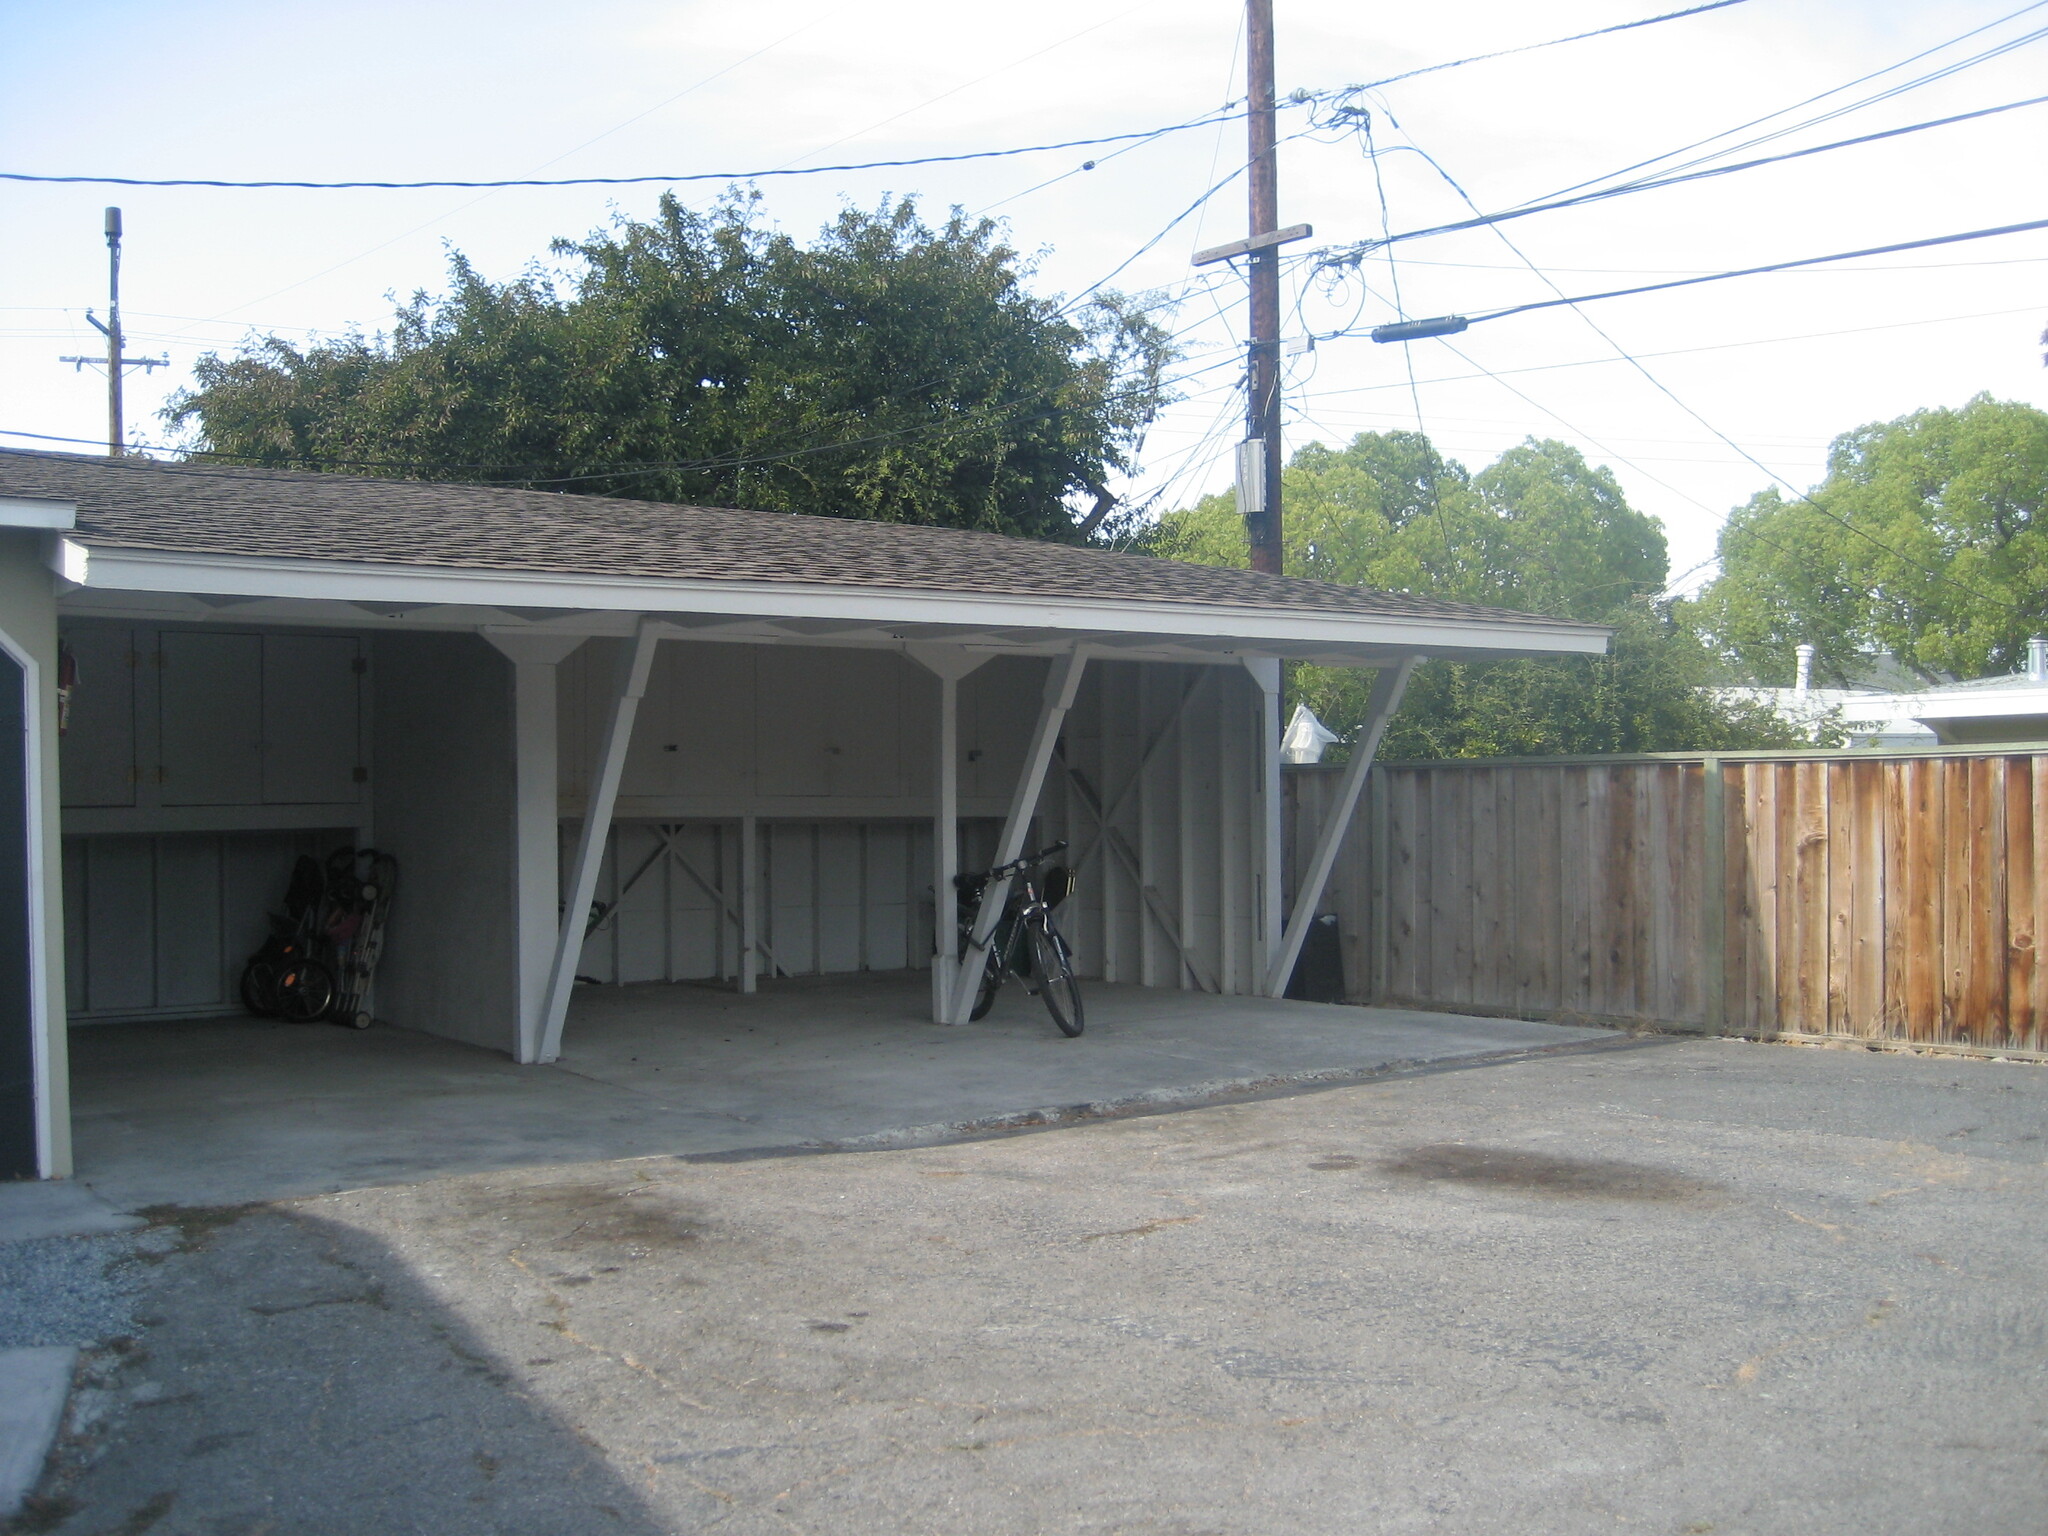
1753, 765, 1784, 1032
1285, 746, 2048, 1052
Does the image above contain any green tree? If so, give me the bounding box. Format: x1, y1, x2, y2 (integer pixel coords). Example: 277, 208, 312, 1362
168, 195, 1173, 542
1687, 394, 2048, 685
1150, 431, 1807, 757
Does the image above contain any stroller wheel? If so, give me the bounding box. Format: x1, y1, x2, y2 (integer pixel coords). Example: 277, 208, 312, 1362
239, 959, 279, 1018
276, 957, 338, 1024
348, 1010, 373, 1031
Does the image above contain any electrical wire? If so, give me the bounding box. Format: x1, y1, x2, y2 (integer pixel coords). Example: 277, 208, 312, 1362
1520, 1, 2048, 208
1369, 118, 2021, 611
1359, 113, 1455, 568
1297, 303, 2048, 399
1328, 94, 2048, 258
1585, 22, 2048, 196
1459, 218, 2048, 327
1318, 0, 1749, 97
1056, 169, 1252, 315
0, 110, 1250, 190
761, 0, 1166, 177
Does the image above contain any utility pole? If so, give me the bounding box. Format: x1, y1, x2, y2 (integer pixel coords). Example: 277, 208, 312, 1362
1193, 1, 1309, 576
1243, 0, 1282, 575
59, 207, 166, 456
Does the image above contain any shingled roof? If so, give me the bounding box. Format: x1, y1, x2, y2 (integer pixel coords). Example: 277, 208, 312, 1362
0, 449, 1599, 634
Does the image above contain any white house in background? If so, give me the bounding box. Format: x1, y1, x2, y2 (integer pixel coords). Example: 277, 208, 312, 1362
0, 449, 1607, 1181
1724, 638, 2048, 749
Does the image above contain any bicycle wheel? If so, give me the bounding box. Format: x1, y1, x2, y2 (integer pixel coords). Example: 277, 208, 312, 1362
1029, 923, 1084, 1037
969, 947, 1004, 1021
276, 956, 338, 1024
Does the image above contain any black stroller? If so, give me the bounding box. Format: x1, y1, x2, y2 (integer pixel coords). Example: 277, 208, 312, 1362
240, 847, 397, 1029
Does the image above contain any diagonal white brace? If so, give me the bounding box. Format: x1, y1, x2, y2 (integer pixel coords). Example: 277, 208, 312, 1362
536, 616, 660, 1062
1263, 655, 1417, 998
947, 646, 1088, 1025
656, 824, 785, 980
1068, 669, 1206, 879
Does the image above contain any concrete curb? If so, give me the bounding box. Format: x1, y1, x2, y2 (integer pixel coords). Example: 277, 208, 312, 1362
0, 1183, 143, 1244
0, 1346, 76, 1522
685, 1032, 1670, 1163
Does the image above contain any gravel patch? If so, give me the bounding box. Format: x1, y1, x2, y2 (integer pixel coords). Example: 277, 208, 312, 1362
0, 1232, 161, 1349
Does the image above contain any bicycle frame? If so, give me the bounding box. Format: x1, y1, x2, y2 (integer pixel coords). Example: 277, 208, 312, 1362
953, 842, 1084, 1034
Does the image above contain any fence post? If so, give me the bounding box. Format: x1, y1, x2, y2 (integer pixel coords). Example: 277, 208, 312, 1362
1702, 755, 1727, 1035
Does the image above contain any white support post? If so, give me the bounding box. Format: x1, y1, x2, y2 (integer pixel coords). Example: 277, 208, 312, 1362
1243, 656, 1284, 990
483, 630, 587, 1064
535, 618, 658, 1063
1263, 655, 1416, 998
739, 813, 760, 993
947, 646, 1088, 1025
905, 645, 992, 1024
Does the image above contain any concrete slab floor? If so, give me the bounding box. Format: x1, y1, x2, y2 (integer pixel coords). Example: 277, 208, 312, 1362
23, 1038, 2048, 1535
0, 1183, 138, 1244
66, 974, 1610, 1210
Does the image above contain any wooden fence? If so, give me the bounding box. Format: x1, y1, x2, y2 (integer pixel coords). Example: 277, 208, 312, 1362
1282, 749, 2048, 1052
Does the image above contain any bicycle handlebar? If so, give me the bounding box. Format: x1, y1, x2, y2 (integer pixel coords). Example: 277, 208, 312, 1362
961, 841, 1068, 887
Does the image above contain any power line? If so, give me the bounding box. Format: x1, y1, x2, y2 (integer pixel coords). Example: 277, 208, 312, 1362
1319, 0, 1750, 97
1358, 111, 1456, 568
1519, 1, 2048, 208
1374, 123, 2025, 612
1586, 23, 2048, 197
766, 0, 1166, 179
0, 110, 1250, 191
1328, 94, 2048, 259
1298, 303, 2048, 399
1457, 218, 2048, 328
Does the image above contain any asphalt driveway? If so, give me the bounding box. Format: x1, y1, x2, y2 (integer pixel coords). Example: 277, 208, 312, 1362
20, 1034, 2048, 1535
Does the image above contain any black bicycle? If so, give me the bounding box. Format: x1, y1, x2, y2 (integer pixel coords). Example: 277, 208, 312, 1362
954, 841, 1084, 1036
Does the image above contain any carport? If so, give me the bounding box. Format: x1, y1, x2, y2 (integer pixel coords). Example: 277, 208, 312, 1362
0, 449, 1605, 1181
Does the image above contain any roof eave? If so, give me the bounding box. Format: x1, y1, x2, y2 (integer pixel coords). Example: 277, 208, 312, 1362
57, 540, 1610, 659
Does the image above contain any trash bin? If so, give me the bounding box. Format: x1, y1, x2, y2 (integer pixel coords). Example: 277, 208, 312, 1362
1284, 912, 1346, 1004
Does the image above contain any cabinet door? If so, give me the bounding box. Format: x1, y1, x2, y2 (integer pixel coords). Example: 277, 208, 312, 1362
756, 649, 832, 798
59, 626, 137, 808
262, 635, 362, 804
159, 632, 263, 806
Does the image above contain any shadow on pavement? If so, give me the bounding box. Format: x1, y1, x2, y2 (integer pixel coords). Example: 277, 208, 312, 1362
20, 1204, 666, 1536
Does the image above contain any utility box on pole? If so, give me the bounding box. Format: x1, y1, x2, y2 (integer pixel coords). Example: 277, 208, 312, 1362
1234, 437, 1267, 520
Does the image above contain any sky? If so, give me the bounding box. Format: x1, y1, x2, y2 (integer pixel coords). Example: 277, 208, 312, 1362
2, 0, 2044, 591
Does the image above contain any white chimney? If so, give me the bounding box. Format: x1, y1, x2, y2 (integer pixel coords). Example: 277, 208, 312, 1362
1794, 643, 1815, 694
2029, 635, 2047, 684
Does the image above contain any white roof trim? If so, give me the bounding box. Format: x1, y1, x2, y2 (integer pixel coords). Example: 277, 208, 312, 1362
63, 540, 1609, 658
0, 496, 76, 530
1909, 686, 2048, 721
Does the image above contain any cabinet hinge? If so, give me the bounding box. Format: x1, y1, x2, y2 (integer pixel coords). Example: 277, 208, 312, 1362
352, 766, 369, 783
351, 657, 368, 675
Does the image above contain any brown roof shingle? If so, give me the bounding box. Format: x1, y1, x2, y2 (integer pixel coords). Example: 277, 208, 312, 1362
0, 449, 1598, 633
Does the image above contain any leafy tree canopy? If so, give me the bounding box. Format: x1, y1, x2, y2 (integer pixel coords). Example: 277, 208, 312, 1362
1150, 431, 1808, 757
168, 194, 1173, 542
1685, 394, 2048, 685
